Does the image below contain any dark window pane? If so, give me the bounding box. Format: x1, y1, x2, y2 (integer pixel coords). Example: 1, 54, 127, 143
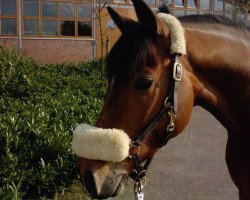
78, 21, 91, 36
42, 1, 57, 17
60, 20, 75, 36
23, 0, 39, 17
24, 19, 39, 35
78, 4, 91, 19
0, 0, 16, 16
42, 20, 57, 35
1, 18, 16, 34
60, 2, 74, 18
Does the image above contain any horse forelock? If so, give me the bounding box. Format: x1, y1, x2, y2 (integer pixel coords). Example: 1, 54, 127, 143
106, 30, 167, 83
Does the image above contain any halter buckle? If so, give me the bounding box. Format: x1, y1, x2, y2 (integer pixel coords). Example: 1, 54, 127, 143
167, 108, 175, 132
173, 61, 182, 82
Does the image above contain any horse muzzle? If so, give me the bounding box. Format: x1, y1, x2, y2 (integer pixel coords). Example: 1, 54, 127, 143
81, 166, 128, 199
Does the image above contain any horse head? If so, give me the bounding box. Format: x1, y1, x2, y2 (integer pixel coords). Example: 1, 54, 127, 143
72, 0, 195, 198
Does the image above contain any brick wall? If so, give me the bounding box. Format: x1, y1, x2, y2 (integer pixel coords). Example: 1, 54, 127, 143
0, 37, 94, 64
0, 38, 19, 50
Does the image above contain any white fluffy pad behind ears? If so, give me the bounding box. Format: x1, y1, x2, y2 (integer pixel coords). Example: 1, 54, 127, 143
72, 124, 131, 162
157, 13, 186, 55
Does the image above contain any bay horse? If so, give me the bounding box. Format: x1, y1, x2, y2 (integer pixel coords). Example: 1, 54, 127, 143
72, 0, 250, 199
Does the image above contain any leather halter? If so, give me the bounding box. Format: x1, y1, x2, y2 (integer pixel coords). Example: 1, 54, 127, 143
129, 53, 182, 184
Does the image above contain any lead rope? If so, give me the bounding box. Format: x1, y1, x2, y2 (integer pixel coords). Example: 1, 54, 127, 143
132, 53, 182, 200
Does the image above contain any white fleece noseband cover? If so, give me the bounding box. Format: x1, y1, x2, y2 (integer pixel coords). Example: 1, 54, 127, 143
72, 124, 131, 162
71, 15, 186, 163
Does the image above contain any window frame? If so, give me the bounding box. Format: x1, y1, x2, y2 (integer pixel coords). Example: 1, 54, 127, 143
21, 0, 94, 38
0, 0, 18, 36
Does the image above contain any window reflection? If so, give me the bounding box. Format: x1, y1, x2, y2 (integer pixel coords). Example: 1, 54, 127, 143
24, 19, 39, 35
42, 20, 57, 36
174, 10, 185, 16
214, 0, 223, 10
200, 0, 210, 9
60, 2, 74, 18
23, 0, 39, 17
78, 21, 91, 36
175, 0, 183, 7
78, 4, 91, 19
1, 18, 16, 34
144, 0, 155, 6
187, 0, 196, 8
60, 20, 75, 36
42, 1, 57, 17
0, 0, 16, 16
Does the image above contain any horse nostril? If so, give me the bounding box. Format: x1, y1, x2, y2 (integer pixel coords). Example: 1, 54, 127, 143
83, 170, 98, 197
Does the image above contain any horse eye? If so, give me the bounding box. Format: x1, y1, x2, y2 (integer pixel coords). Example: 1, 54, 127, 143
134, 78, 153, 91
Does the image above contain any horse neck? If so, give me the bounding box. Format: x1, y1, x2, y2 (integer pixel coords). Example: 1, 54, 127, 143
184, 27, 250, 133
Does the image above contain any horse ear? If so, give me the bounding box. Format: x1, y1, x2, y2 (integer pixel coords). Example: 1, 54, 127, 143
107, 6, 135, 34
131, 0, 164, 34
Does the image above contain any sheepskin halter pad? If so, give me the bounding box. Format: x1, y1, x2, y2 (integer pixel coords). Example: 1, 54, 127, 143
157, 13, 186, 55
72, 124, 131, 162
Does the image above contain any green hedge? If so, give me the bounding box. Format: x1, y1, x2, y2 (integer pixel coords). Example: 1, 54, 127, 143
0, 47, 106, 199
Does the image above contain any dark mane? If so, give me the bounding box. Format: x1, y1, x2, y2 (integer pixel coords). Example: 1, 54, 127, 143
178, 14, 250, 31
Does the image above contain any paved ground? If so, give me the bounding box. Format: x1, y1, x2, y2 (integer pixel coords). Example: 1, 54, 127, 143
113, 106, 238, 200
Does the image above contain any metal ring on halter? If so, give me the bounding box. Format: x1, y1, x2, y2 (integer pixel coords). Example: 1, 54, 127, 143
128, 142, 141, 158
164, 97, 171, 108
134, 179, 145, 193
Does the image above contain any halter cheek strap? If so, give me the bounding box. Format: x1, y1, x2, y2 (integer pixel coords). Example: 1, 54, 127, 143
129, 53, 183, 184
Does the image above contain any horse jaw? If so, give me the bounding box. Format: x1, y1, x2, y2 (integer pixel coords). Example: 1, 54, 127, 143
80, 159, 129, 199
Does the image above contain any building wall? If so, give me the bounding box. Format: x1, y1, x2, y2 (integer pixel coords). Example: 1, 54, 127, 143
0, 38, 94, 64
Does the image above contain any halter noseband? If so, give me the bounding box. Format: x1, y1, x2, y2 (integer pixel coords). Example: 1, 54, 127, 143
130, 53, 182, 199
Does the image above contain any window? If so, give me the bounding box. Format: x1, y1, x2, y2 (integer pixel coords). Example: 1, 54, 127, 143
1, 18, 16, 34
214, 0, 223, 10
23, 0, 39, 17
24, 19, 39, 35
60, 20, 75, 36
22, 0, 93, 37
42, 1, 57, 18
174, 10, 185, 16
200, 0, 210, 9
60, 2, 74, 18
0, 0, 16, 15
144, 0, 156, 6
42, 20, 57, 35
187, 0, 196, 8
174, 0, 184, 7
0, 0, 17, 35
78, 4, 91, 19
78, 21, 91, 36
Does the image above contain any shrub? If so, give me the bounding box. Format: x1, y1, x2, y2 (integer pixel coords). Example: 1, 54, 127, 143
0, 47, 106, 199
